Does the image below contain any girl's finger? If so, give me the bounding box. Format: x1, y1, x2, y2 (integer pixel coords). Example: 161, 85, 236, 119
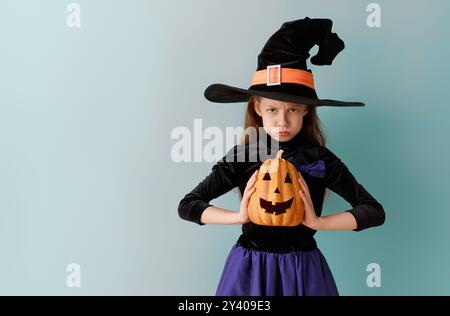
250, 170, 258, 182
244, 171, 259, 194
247, 170, 258, 185
297, 178, 306, 193
299, 190, 310, 206
243, 187, 256, 202
298, 179, 306, 193
299, 190, 308, 205
297, 174, 309, 193
245, 186, 256, 195
297, 172, 307, 185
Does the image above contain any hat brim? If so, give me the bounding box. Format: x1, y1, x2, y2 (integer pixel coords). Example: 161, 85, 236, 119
204, 84, 365, 107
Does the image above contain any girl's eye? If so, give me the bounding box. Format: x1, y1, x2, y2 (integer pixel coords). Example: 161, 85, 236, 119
266, 108, 300, 113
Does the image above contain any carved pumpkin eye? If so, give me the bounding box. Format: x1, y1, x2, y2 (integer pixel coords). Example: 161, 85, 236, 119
263, 173, 271, 180
285, 173, 292, 183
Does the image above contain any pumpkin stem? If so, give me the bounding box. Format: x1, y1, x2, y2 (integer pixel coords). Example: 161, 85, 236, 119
276, 149, 284, 160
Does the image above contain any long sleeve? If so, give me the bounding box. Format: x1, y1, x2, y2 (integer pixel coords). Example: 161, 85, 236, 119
178, 149, 244, 225
320, 146, 386, 231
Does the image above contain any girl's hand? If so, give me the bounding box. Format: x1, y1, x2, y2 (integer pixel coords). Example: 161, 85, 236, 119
298, 171, 321, 230
238, 170, 258, 224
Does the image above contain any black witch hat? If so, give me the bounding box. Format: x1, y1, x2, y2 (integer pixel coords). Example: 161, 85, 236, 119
204, 17, 364, 107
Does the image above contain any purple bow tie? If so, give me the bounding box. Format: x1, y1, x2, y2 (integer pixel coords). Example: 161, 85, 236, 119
287, 157, 326, 178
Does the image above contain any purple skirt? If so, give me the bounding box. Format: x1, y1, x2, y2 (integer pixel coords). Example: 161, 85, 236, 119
215, 244, 339, 296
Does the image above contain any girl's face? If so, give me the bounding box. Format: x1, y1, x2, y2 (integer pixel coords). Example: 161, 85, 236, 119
254, 97, 308, 142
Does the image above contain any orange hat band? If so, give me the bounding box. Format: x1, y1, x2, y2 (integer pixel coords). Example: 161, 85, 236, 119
250, 66, 315, 90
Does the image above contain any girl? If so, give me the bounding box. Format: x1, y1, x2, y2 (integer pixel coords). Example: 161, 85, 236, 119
178, 18, 385, 296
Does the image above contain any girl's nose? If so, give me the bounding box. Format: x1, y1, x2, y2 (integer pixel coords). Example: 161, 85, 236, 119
277, 111, 288, 126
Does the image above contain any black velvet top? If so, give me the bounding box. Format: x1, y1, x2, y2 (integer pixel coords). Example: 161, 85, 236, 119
178, 130, 385, 252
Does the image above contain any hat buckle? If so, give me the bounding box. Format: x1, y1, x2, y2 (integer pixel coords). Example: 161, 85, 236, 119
266, 64, 281, 86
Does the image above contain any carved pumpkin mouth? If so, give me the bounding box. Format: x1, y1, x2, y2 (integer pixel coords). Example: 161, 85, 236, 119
259, 197, 294, 215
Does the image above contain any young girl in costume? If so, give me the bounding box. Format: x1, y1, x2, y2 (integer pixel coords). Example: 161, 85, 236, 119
178, 17, 385, 296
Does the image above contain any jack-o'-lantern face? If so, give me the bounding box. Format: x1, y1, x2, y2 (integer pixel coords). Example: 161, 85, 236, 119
259, 171, 295, 215
248, 150, 304, 226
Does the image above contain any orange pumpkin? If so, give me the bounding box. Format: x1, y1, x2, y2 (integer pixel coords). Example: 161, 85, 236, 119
248, 149, 304, 226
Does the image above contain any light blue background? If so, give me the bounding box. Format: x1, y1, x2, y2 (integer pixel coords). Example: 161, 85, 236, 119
0, 0, 449, 295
